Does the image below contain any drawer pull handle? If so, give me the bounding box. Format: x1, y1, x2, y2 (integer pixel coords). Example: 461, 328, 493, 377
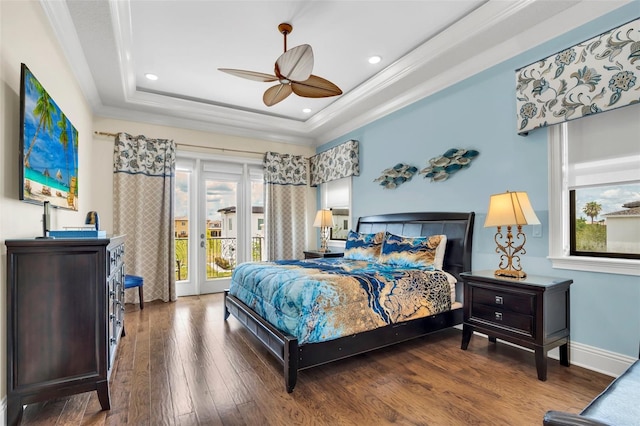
495, 296, 503, 305
495, 312, 503, 321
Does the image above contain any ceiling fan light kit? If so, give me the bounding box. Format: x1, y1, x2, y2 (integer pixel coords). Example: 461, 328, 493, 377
219, 23, 342, 106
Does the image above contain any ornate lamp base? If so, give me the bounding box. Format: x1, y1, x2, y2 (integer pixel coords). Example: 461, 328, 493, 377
494, 268, 526, 279
318, 226, 330, 253
492, 225, 529, 280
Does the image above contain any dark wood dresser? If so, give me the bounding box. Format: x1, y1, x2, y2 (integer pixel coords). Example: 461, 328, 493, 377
460, 270, 572, 381
5, 236, 125, 425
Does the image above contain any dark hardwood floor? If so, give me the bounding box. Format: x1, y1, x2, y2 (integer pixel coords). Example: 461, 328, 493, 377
18, 293, 613, 425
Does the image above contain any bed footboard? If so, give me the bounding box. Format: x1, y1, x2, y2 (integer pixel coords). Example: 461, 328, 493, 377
224, 291, 299, 392
297, 307, 463, 369
225, 290, 462, 393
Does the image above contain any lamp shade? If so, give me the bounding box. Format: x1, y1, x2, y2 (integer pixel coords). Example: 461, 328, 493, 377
313, 209, 333, 228
484, 191, 540, 227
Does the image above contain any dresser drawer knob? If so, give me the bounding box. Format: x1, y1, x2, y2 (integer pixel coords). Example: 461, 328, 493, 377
495, 312, 503, 321
495, 296, 503, 305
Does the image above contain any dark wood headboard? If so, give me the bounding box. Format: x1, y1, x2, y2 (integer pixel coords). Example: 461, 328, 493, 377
356, 212, 475, 282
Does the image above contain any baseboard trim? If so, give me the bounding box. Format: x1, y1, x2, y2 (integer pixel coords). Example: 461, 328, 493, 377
461, 328, 636, 378
548, 340, 636, 378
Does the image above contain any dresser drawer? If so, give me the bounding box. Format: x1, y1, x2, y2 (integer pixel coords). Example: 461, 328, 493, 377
470, 303, 534, 336
471, 286, 534, 315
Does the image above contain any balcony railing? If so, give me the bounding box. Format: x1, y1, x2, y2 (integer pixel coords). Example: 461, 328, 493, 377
175, 236, 264, 280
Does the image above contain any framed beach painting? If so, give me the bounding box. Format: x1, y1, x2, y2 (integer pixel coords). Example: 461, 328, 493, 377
19, 63, 78, 210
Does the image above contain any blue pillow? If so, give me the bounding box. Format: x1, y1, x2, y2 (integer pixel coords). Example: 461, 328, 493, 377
378, 233, 447, 269
344, 230, 386, 261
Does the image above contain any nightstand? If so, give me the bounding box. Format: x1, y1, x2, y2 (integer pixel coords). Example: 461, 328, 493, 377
460, 270, 572, 381
303, 250, 344, 259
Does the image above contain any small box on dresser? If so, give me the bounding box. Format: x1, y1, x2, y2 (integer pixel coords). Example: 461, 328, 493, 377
5, 236, 125, 426
460, 270, 572, 381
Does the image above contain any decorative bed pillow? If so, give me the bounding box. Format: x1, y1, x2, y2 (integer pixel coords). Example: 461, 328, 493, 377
378, 233, 447, 270
343, 230, 386, 261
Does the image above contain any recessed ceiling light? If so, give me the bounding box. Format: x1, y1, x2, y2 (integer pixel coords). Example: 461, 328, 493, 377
145, 73, 158, 81
302, 108, 312, 114
368, 56, 382, 64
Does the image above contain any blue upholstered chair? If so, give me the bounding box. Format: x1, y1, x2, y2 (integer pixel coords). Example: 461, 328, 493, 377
124, 275, 144, 309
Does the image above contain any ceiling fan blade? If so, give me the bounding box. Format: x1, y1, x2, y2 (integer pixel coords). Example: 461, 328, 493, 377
275, 44, 313, 82
291, 74, 343, 98
218, 68, 278, 82
263, 84, 293, 106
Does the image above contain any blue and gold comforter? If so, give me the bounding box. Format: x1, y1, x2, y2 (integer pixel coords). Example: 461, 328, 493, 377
229, 258, 452, 344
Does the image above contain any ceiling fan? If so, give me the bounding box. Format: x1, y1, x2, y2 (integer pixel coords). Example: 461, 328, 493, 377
218, 23, 342, 107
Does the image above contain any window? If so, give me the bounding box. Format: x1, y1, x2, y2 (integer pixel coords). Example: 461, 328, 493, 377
570, 182, 640, 259
549, 103, 640, 275
320, 177, 351, 242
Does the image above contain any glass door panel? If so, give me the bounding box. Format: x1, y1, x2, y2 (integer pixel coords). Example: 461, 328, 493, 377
251, 176, 265, 262
175, 170, 191, 281
175, 159, 197, 297
200, 174, 239, 293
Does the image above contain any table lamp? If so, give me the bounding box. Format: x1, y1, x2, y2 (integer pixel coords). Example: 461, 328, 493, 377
313, 209, 333, 252
484, 191, 540, 279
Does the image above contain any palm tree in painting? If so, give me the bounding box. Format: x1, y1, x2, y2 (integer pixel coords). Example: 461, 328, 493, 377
72, 127, 78, 191
72, 127, 78, 175
66, 126, 79, 208
57, 112, 70, 188
23, 72, 56, 168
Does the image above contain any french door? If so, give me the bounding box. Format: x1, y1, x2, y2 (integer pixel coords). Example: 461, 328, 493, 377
175, 153, 264, 296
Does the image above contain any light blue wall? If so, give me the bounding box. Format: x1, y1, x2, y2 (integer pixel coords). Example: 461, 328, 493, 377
318, 3, 640, 358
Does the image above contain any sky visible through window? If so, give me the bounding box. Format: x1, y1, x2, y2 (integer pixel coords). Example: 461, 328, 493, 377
174, 171, 264, 221
574, 182, 640, 221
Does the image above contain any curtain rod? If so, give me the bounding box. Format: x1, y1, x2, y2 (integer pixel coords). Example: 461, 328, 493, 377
94, 131, 265, 156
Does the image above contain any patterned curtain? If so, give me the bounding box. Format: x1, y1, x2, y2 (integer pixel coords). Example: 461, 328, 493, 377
113, 133, 176, 303
309, 139, 359, 186
264, 151, 309, 260
516, 17, 639, 135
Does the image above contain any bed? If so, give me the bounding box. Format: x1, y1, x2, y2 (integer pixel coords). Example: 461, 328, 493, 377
224, 211, 475, 392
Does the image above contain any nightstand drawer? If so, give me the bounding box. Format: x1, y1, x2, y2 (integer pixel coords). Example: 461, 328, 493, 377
470, 303, 534, 336
472, 286, 534, 315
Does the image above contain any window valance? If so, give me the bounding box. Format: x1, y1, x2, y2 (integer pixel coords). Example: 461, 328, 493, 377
516, 17, 639, 135
113, 133, 175, 177
264, 151, 308, 186
309, 139, 359, 187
